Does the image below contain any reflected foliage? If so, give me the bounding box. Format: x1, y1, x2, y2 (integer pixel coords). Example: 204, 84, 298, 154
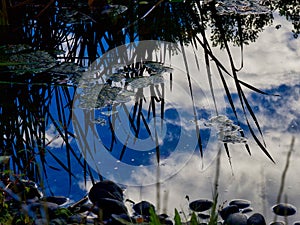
264, 0, 300, 38
0, 0, 295, 187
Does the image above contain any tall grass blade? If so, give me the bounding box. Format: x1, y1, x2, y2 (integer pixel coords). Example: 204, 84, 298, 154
179, 41, 203, 159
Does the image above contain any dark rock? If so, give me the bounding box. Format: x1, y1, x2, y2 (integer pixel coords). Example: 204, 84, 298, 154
162, 219, 173, 225
198, 213, 210, 219
158, 214, 173, 225
49, 218, 67, 225
10, 179, 43, 201
242, 207, 253, 214
272, 203, 297, 216
225, 213, 247, 225
68, 214, 95, 224
133, 200, 155, 216
111, 213, 132, 225
88, 180, 124, 203
34, 218, 48, 225
23, 201, 59, 219
247, 213, 266, 225
159, 213, 169, 219
96, 198, 128, 220
78, 202, 94, 213
269, 222, 286, 225
68, 196, 89, 212
293, 222, 300, 225
68, 214, 85, 223
219, 205, 240, 220
189, 199, 213, 212
229, 199, 251, 209
45, 196, 69, 206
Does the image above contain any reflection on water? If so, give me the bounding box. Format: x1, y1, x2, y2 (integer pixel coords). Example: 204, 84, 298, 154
1, 0, 300, 223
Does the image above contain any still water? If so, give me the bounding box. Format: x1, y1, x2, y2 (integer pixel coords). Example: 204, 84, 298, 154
1, 0, 300, 224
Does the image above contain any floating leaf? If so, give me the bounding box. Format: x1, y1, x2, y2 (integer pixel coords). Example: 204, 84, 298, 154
204, 115, 247, 144
101, 5, 128, 16
215, 0, 270, 15
0, 44, 32, 54
7, 51, 57, 74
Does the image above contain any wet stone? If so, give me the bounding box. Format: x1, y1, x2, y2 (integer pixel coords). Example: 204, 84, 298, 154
96, 198, 128, 219
133, 200, 155, 216
189, 199, 213, 212
111, 213, 132, 224
293, 222, 300, 225
225, 213, 247, 225
162, 219, 173, 225
198, 213, 210, 219
242, 207, 253, 214
247, 213, 266, 225
23, 201, 59, 219
68, 214, 85, 223
229, 199, 251, 209
269, 222, 286, 225
272, 203, 297, 216
158, 214, 173, 225
49, 218, 67, 225
34, 218, 48, 225
88, 180, 124, 203
219, 205, 240, 220
45, 196, 69, 206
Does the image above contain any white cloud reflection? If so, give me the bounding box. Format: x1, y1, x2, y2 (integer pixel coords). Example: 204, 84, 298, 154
45, 124, 72, 148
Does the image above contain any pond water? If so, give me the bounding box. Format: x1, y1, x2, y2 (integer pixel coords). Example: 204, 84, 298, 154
1, 0, 300, 224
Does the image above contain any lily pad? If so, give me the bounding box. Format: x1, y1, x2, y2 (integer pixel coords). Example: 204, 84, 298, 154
215, 0, 270, 16
204, 115, 247, 144
7, 51, 57, 74
101, 5, 128, 17
0, 44, 32, 54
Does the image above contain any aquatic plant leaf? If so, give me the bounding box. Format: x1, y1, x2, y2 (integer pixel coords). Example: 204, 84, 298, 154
190, 212, 198, 225
174, 209, 182, 225
57, 9, 93, 24
7, 51, 57, 74
47, 62, 82, 85
205, 115, 247, 144
0, 44, 32, 54
47, 62, 81, 76
149, 206, 161, 225
101, 5, 128, 17
215, 0, 271, 15
144, 61, 173, 75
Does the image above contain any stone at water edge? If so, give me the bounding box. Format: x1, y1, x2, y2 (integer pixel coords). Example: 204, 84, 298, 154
198, 213, 210, 219
95, 198, 128, 220
247, 213, 266, 225
272, 203, 297, 216
44, 196, 69, 205
229, 199, 251, 209
224, 213, 247, 225
242, 207, 253, 214
189, 199, 214, 212
219, 205, 240, 220
269, 222, 286, 225
133, 200, 155, 216
88, 180, 124, 203
22, 201, 59, 219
